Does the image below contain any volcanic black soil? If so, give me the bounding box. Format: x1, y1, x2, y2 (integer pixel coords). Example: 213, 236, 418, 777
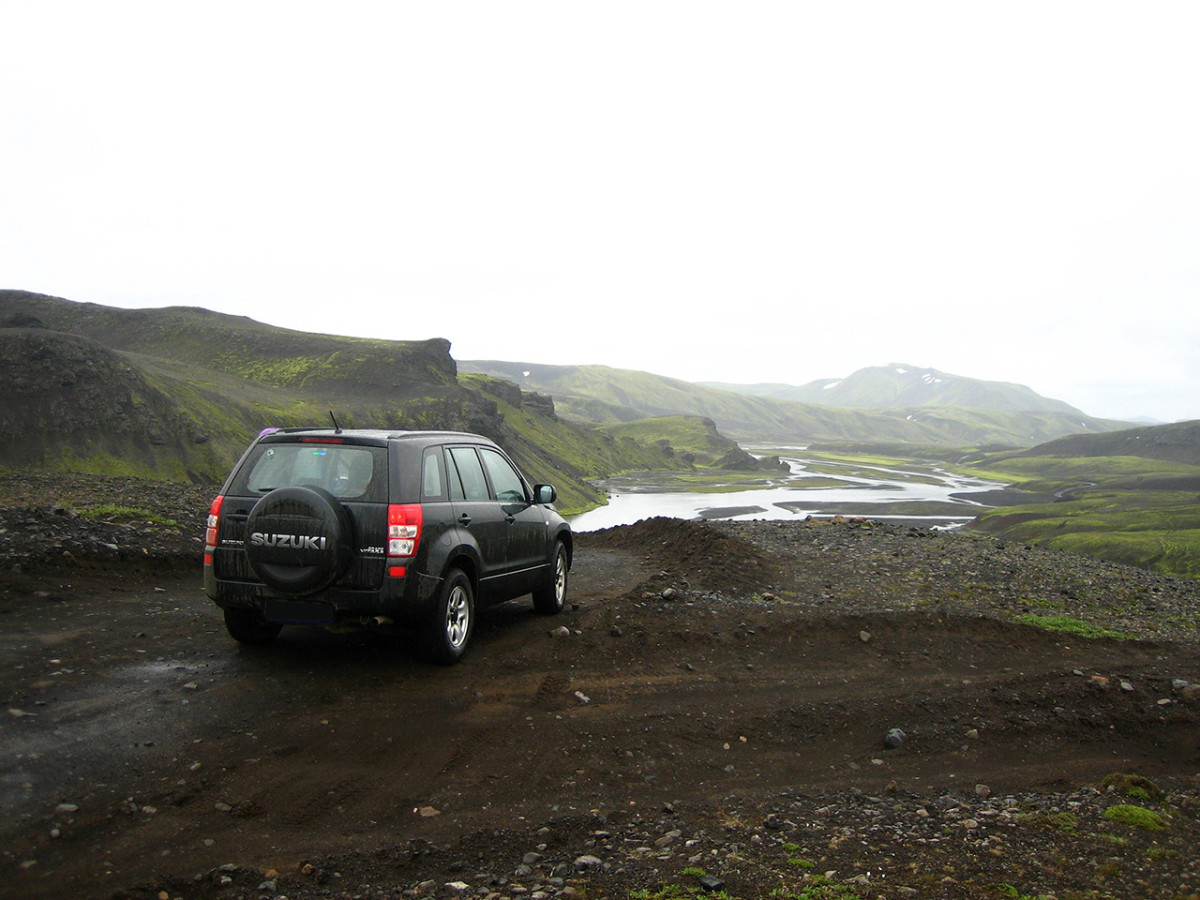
2, 474, 1200, 900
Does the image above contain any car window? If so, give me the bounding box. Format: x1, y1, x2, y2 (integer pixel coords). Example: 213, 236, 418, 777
421, 448, 447, 501
480, 448, 527, 504
447, 447, 490, 502
238, 443, 386, 501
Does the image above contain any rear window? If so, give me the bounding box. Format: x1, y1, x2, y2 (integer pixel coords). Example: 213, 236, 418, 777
231, 442, 388, 502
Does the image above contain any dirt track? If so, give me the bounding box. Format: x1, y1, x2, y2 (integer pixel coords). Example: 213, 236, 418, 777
2, 505, 1200, 899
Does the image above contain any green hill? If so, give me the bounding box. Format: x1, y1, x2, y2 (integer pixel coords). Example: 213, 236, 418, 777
461, 360, 1130, 447
985, 419, 1200, 467
0, 291, 678, 511
965, 420, 1200, 576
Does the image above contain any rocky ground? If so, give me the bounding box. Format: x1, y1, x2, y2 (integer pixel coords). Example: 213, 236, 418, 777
2, 473, 1200, 900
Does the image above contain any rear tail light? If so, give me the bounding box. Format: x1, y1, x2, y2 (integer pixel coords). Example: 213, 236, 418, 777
387, 504, 423, 558
204, 495, 224, 565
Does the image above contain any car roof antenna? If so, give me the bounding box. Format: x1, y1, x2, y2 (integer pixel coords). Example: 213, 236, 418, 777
328, 410, 343, 434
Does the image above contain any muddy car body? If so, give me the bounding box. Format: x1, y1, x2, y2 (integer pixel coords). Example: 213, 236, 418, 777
204, 427, 571, 662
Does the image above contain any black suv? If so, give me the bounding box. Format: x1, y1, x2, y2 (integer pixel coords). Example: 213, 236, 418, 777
203, 427, 572, 662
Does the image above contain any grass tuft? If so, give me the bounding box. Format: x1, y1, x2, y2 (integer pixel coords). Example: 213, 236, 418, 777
1012, 613, 1130, 641
1102, 773, 1165, 801
1103, 804, 1169, 830
78, 504, 180, 527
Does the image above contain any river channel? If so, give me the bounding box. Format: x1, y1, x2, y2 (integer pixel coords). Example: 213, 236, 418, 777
568, 450, 1007, 532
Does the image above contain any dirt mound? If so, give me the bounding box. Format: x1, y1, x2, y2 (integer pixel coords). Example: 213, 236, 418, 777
583, 516, 781, 597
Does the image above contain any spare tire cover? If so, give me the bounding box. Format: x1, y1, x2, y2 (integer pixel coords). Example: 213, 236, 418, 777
244, 486, 353, 596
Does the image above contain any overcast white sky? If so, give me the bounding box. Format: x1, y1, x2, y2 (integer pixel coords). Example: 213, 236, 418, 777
3, 2, 1198, 423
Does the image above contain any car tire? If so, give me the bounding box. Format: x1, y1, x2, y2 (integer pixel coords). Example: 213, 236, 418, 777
243, 486, 353, 596
224, 608, 283, 645
425, 568, 474, 665
532, 540, 568, 615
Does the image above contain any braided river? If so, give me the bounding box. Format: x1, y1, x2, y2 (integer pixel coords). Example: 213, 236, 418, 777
569, 448, 1009, 532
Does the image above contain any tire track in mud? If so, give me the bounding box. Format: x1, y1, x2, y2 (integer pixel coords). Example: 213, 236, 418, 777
279, 780, 369, 830
533, 670, 571, 708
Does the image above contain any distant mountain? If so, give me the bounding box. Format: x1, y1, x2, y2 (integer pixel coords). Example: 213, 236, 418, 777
461, 360, 1131, 447
704, 363, 1085, 414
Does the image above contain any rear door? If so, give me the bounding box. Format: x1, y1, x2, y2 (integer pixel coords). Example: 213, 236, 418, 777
445, 445, 509, 592
219, 437, 388, 591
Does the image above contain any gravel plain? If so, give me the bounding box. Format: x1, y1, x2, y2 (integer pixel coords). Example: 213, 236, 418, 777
2, 473, 1199, 900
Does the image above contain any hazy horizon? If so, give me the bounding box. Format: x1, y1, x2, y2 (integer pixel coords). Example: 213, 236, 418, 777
3, 3, 1197, 422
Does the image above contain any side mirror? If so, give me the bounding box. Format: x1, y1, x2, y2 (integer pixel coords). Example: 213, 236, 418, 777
534, 484, 557, 505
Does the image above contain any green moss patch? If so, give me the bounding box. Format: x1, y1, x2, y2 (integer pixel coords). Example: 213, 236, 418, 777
1012, 613, 1130, 641
1103, 804, 1169, 830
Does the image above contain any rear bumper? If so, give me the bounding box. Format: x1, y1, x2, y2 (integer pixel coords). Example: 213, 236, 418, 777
205, 565, 442, 625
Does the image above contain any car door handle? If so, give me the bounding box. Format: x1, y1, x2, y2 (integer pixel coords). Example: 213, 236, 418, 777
458, 513, 472, 527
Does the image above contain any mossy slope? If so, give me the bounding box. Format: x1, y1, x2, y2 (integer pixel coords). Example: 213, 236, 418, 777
0, 292, 675, 508
966, 431, 1200, 577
